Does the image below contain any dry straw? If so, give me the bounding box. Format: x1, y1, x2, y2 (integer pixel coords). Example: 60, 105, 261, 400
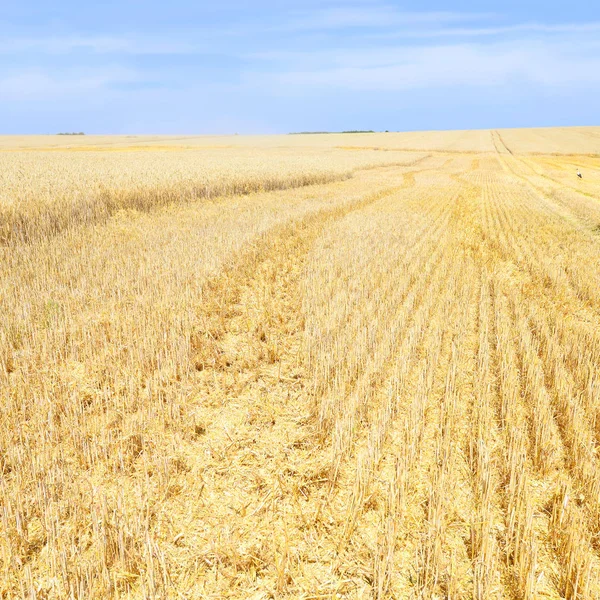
1, 130, 600, 598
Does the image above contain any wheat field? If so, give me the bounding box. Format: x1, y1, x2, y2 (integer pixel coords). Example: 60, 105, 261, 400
1, 129, 600, 599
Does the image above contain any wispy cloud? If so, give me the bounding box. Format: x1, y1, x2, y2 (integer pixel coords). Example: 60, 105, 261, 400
0, 4, 495, 56
0, 66, 146, 101
0, 36, 209, 55
6, 16, 599, 61
250, 37, 600, 91
374, 21, 600, 40
270, 7, 493, 31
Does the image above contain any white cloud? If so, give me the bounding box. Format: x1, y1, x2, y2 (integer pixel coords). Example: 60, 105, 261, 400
0, 66, 144, 101
0, 36, 207, 55
4, 12, 600, 59
275, 7, 492, 31
0, 5, 495, 56
250, 38, 600, 91
375, 21, 600, 40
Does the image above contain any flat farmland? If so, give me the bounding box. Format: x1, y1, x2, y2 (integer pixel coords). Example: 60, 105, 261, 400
1, 129, 600, 598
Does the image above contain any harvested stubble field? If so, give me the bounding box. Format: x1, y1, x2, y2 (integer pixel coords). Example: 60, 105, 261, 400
1, 128, 600, 599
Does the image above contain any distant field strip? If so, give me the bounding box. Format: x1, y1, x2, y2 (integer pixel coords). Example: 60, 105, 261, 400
1, 130, 600, 598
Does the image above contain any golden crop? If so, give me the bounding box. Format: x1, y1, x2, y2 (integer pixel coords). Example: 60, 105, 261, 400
1, 130, 600, 598
0, 144, 426, 244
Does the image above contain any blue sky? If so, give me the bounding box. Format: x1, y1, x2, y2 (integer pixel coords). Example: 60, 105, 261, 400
2, 1, 599, 133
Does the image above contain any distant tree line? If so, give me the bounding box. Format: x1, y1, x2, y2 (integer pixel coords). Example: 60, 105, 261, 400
57, 132, 85, 136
